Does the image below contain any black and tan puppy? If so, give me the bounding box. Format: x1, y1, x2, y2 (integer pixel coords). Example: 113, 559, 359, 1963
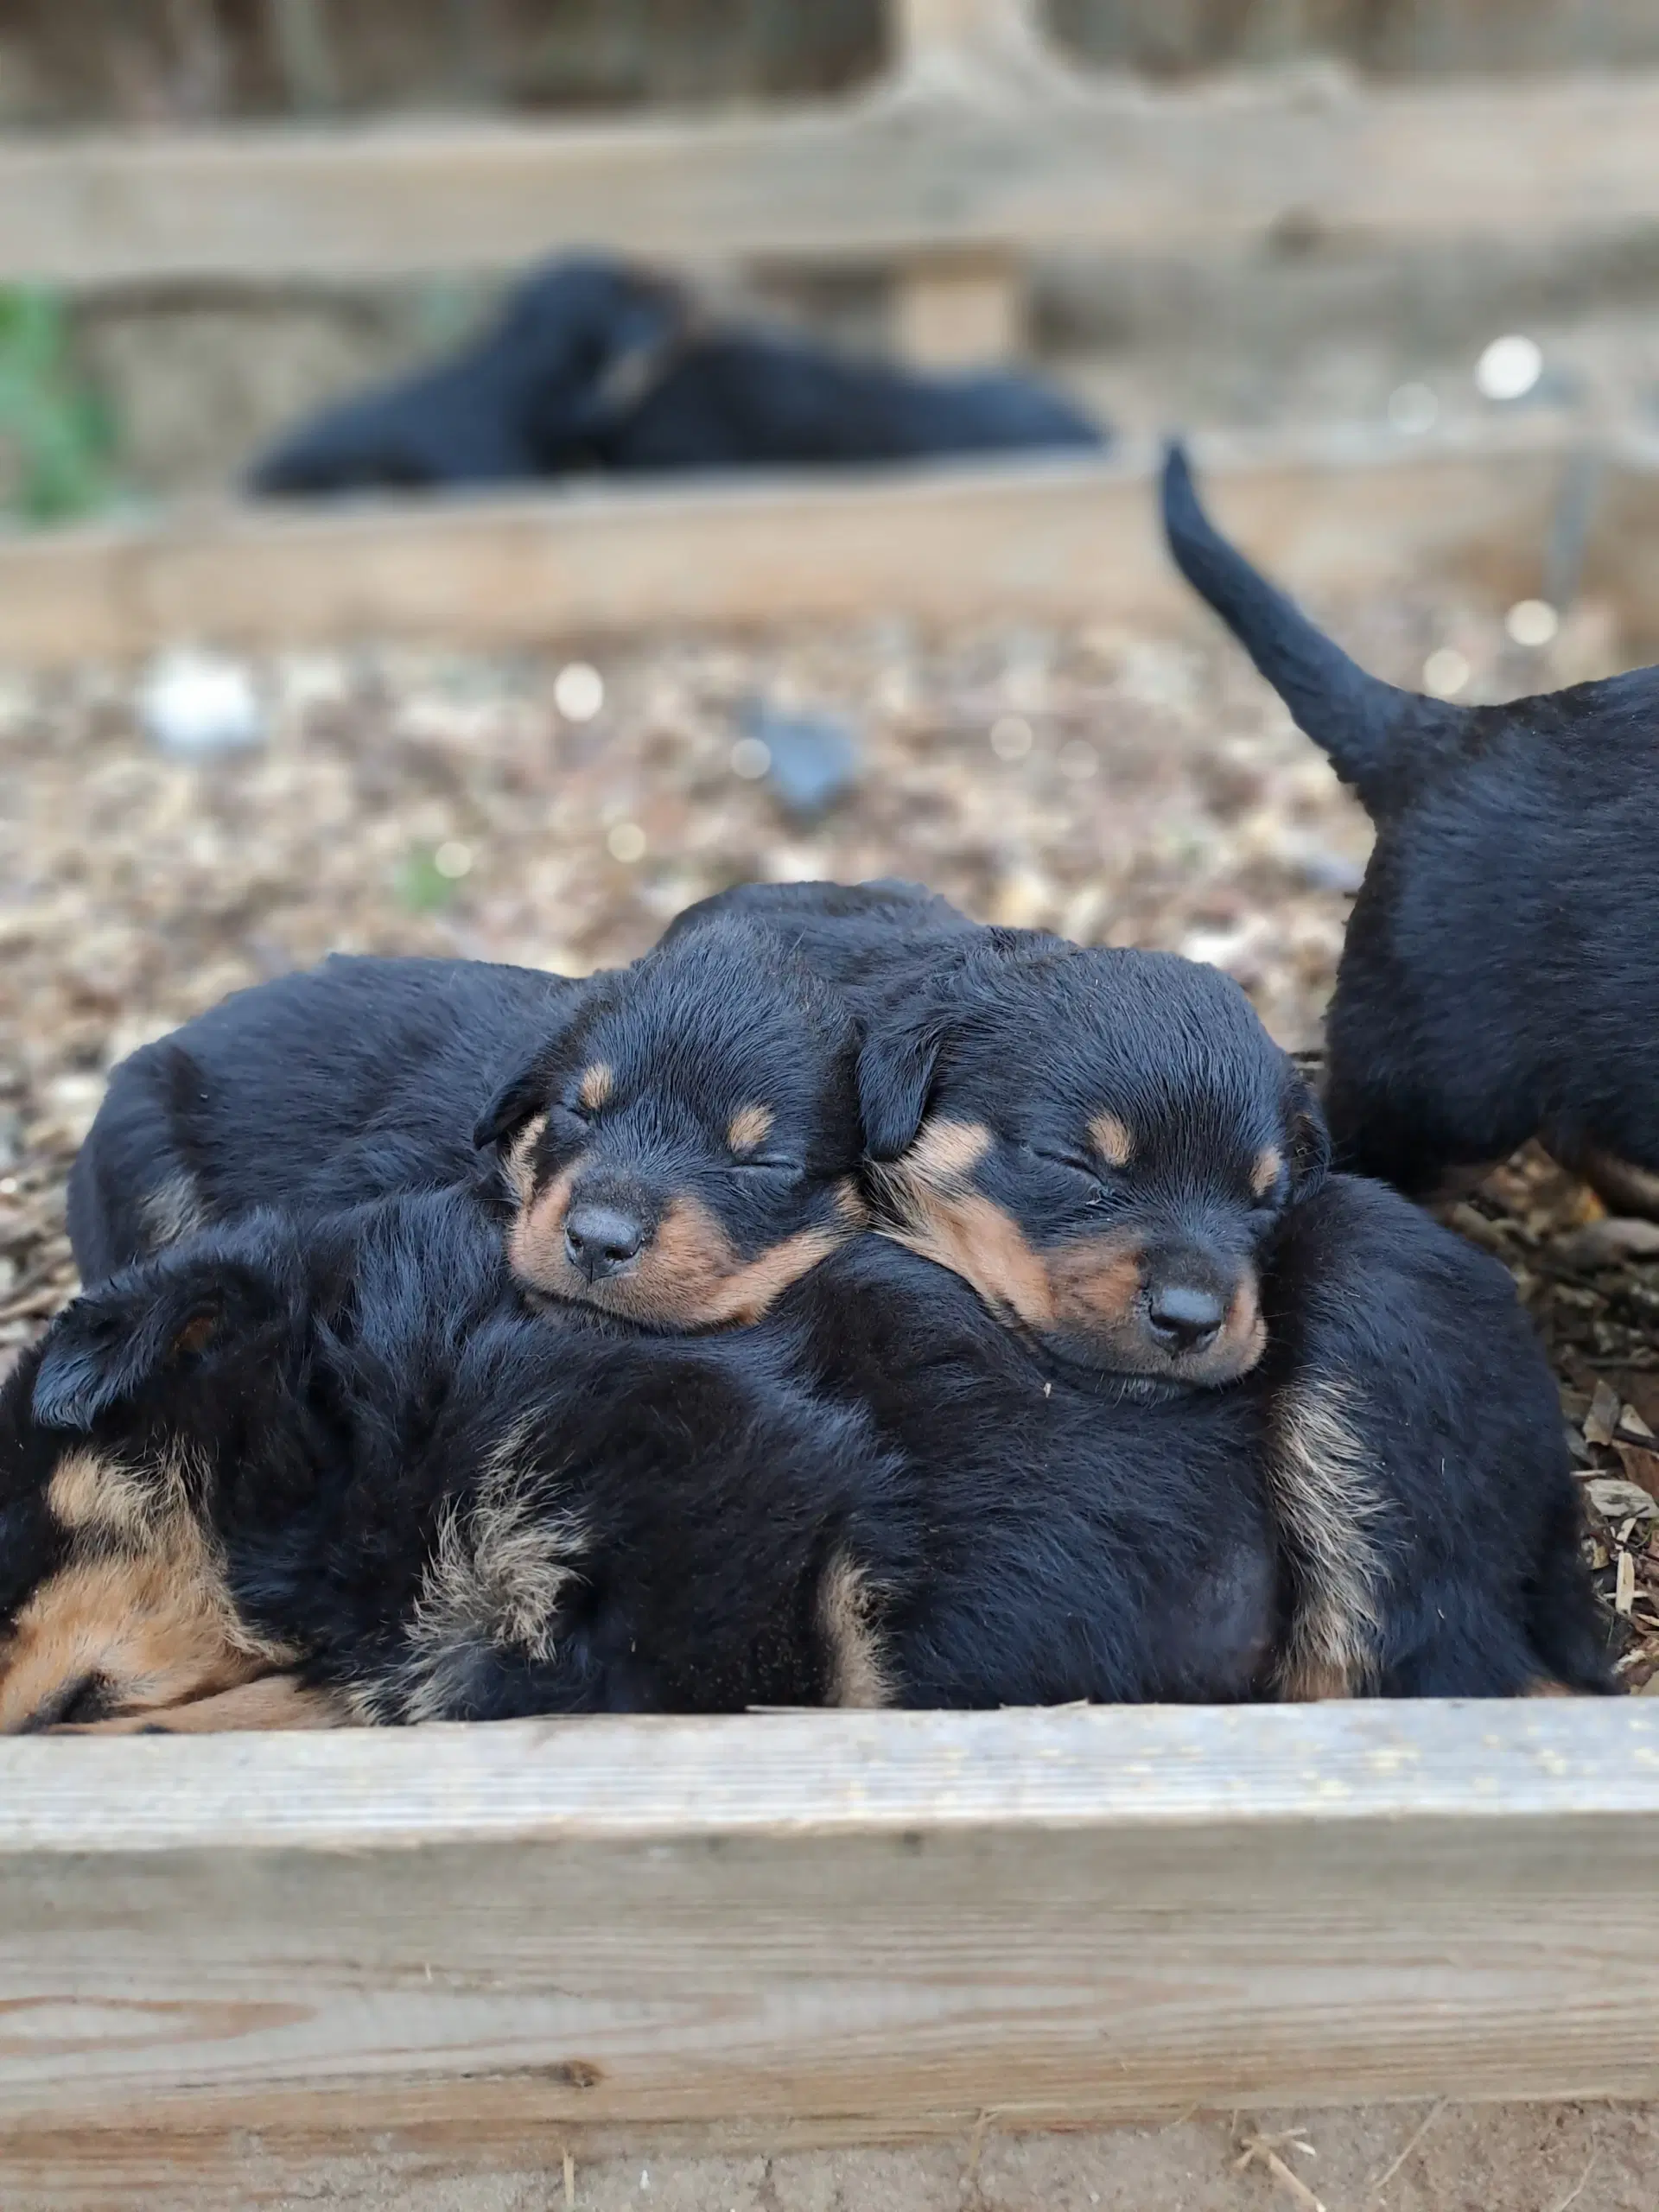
471, 917, 868, 1326
855, 932, 1328, 1388
72, 921, 868, 1328
666, 882, 1326, 1385
1162, 440, 1659, 1213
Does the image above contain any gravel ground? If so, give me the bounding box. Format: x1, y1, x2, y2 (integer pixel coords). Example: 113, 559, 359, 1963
0, 591, 1654, 1681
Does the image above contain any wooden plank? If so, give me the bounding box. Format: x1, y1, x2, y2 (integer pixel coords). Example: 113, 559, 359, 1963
0, 1701, 1657, 2212
4, 65, 1659, 288
893, 250, 1022, 366
0, 427, 1584, 666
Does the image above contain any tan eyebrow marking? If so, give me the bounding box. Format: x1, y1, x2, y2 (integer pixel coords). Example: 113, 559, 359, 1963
1090, 1112, 1135, 1168
577, 1062, 613, 1113
1251, 1144, 1285, 1198
902, 1117, 993, 1185
727, 1104, 775, 1155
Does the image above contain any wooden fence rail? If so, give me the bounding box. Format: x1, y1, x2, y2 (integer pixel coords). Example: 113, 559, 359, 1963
0, 423, 1637, 668
1, 1, 1657, 305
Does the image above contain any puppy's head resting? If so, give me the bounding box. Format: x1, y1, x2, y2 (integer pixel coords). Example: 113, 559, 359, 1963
475, 918, 868, 1328
860, 935, 1327, 1387
0, 1226, 319, 1735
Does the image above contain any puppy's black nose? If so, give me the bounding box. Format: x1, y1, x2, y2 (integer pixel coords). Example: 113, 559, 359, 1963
563, 1205, 645, 1281
1146, 1282, 1226, 1354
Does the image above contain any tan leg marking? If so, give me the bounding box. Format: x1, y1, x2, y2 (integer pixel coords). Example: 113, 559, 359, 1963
1266, 1379, 1388, 1701
818, 1555, 893, 1709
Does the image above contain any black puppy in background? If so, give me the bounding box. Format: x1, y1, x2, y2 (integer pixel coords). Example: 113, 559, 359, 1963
251, 253, 1103, 497
1162, 441, 1659, 1215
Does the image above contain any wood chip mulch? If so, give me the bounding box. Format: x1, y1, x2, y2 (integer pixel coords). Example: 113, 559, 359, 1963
1, 595, 1650, 1685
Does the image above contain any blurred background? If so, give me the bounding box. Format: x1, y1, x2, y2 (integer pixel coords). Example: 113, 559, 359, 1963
1, 3, 1655, 1648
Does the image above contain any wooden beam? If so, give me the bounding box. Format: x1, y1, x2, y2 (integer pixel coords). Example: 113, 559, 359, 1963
0, 428, 1587, 666
3, 65, 1659, 288
893, 249, 1022, 366
0, 1701, 1658, 2210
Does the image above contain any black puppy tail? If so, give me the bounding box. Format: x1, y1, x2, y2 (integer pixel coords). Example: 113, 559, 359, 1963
1160, 441, 1464, 818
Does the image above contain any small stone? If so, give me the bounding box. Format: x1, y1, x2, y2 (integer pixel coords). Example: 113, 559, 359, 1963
739, 702, 860, 821
139, 650, 264, 758
554, 662, 605, 721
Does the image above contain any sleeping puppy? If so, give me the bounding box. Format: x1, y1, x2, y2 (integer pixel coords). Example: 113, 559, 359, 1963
68, 951, 578, 1284
1161, 440, 1659, 1214
855, 931, 1329, 1388
668, 884, 1325, 1386
0, 1177, 1604, 1732
471, 916, 869, 1326
0, 1192, 1279, 1731
73, 919, 868, 1330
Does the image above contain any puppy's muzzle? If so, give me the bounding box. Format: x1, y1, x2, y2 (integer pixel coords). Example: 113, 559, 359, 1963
563, 1202, 647, 1283
1144, 1280, 1226, 1356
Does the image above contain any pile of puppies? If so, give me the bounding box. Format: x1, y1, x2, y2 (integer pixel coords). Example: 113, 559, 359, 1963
3, 446, 1637, 1732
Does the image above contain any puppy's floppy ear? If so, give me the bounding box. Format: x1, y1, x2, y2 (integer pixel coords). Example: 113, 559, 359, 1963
857, 1018, 944, 1162
472, 980, 601, 1153
30, 1251, 281, 1432
1286, 1077, 1332, 1201
474, 1042, 562, 1153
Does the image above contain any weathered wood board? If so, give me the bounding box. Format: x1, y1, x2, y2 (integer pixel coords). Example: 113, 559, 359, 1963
0, 1700, 1656, 2209
0, 427, 1594, 666
4, 68, 1659, 287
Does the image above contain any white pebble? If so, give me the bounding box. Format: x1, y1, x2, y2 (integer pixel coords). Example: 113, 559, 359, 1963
729, 735, 772, 780
433, 840, 474, 880
1475, 334, 1542, 402
1422, 647, 1471, 698
139, 649, 264, 758
1504, 598, 1559, 648
607, 821, 647, 864
989, 714, 1033, 762
1057, 738, 1099, 781
555, 661, 605, 721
